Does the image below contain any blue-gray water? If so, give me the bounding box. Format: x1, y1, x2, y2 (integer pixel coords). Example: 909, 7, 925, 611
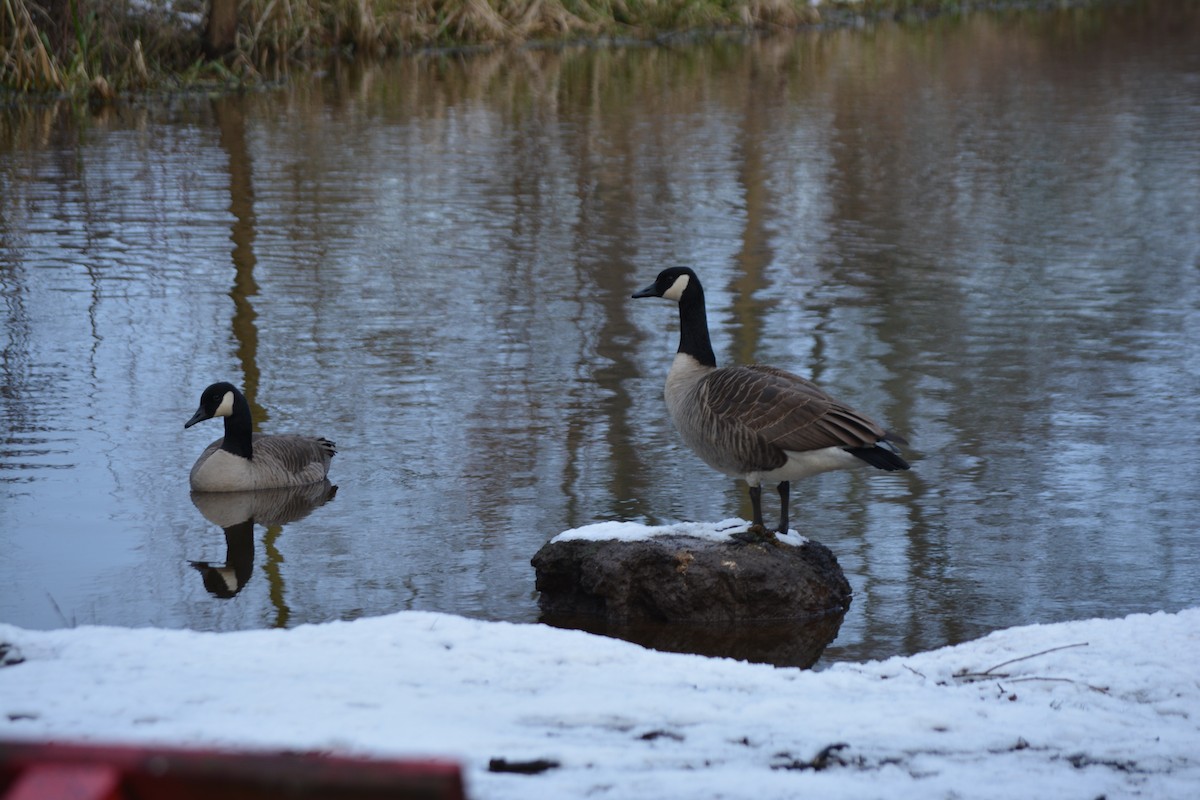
2, 2, 1198, 664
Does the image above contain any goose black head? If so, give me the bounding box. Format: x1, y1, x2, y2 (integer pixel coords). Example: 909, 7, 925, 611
632, 267, 702, 303
185, 382, 240, 429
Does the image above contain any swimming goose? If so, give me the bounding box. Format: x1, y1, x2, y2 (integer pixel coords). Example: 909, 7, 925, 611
185, 382, 336, 492
632, 267, 909, 541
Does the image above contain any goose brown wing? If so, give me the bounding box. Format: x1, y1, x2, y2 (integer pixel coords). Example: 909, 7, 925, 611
702, 365, 887, 454
250, 434, 336, 486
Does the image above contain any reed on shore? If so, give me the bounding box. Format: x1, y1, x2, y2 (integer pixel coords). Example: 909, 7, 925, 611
2, 0, 838, 97
5, 0, 1109, 99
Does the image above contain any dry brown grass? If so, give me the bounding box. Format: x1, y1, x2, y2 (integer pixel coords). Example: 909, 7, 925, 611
1, 0, 65, 91
0, 0, 831, 97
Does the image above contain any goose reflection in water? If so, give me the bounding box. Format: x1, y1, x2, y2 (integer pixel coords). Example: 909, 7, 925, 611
189, 480, 338, 598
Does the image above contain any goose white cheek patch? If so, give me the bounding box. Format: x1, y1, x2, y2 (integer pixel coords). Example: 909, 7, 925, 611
662, 273, 690, 302
214, 391, 235, 418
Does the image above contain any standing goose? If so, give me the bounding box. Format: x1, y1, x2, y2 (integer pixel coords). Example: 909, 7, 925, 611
632, 267, 909, 541
185, 382, 336, 492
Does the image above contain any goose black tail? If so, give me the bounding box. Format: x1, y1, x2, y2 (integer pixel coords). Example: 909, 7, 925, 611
846, 444, 910, 472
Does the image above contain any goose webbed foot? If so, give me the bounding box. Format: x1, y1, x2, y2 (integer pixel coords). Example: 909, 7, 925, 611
729, 482, 788, 545
733, 485, 782, 546
729, 523, 780, 547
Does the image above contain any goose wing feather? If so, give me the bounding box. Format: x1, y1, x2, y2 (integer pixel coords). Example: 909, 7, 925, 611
701, 365, 888, 464
249, 434, 336, 487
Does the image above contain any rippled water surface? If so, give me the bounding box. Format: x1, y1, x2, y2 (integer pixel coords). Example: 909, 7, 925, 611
2, 2, 1198, 664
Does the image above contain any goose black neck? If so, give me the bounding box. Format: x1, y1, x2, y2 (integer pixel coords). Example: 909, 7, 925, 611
220, 392, 254, 460
677, 281, 718, 368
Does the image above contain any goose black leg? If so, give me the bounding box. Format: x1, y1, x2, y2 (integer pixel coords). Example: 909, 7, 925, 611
777, 481, 790, 534
749, 484, 764, 529
731, 484, 777, 545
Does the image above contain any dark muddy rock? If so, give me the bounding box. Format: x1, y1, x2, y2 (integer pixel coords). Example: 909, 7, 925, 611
532, 534, 852, 625
539, 610, 849, 669
532, 533, 852, 667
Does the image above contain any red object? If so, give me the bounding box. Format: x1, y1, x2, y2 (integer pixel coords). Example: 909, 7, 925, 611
0, 741, 466, 800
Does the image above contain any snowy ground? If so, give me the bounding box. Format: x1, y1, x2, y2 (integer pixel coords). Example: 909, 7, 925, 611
1, 525, 1197, 799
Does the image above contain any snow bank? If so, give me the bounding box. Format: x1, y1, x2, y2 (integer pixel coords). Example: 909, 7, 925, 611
1, 606, 1197, 799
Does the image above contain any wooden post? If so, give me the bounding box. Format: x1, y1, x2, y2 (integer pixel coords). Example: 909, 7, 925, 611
205, 0, 238, 58
46, 0, 73, 61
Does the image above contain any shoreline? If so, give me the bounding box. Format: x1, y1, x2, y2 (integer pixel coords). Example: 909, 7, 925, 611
0, 0, 1127, 102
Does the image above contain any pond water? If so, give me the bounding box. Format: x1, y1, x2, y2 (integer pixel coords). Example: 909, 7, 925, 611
2, 2, 1198, 666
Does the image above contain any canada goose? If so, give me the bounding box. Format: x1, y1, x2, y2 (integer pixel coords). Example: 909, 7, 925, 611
185, 382, 336, 492
632, 267, 909, 541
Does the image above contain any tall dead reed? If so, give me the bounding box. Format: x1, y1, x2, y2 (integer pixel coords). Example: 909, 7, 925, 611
2, 0, 822, 97
1, 0, 65, 91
